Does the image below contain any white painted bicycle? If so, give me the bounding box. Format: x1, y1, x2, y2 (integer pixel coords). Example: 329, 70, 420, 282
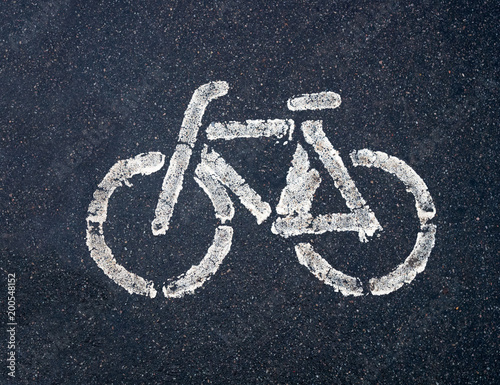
86, 81, 436, 299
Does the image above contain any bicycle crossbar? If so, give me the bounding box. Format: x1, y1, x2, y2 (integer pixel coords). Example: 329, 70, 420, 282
207, 119, 294, 141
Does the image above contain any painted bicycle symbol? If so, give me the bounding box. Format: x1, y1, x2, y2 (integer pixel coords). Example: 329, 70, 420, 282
86, 81, 436, 299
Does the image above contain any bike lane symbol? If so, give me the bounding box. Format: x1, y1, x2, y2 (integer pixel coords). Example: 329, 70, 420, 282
86, 81, 436, 299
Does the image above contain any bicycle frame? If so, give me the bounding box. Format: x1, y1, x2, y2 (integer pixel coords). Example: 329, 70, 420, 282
86, 81, 436, 299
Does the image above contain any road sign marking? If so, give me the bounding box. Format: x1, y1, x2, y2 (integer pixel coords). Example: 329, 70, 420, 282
288, 91, 342, 111
295, 243, 363, 296
152, 82, 229, 235
86, 82, 437, 298
207, 119, 294, 141
152, 144, 192, 235
271, 143, 321, 236
194, 162, 235, 223
177, 81, 229, 147
201, 146, 271, 224
86, 152, 165, 298
350, 149, 436, 295
273, 120, 382, 242
163, 225, 233, 298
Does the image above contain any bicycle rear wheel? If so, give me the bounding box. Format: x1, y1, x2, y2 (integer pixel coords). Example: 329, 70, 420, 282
86, 151, 234, 298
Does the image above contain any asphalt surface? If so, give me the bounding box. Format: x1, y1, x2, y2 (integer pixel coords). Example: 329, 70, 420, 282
1, 1, 499, 384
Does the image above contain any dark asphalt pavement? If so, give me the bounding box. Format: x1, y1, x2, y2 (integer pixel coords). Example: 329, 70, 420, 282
1, 1, 498, 384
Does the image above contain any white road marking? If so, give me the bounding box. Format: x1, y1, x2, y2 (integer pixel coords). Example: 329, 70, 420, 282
287, 91, 341, 111
301, 120, 382, 241
178, 81, 230, 147
194, 162, 235, 223
368, 225, 436, 295
271, 143, 321, 236
201, 146, 272, 224
350, 149, 436, 226
301, 121, 365, 211
273, 120, 382, 242
163, 225, 233, 298
86, 152, 165, 298
295, 243, 363, 296
207, 119, 294, 140
86, 149, 236, 299
275, 143, 319, 218
274, 127, 436, 296
87, 82, 237, 299
86, 82, 437, 298
350, 149, 437, 295
151, 144, 191, 235
152, 82, 229, 235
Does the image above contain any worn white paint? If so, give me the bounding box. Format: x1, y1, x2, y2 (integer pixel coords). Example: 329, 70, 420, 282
207, 119, 294, 141
288, 91, 341, 111
86, 82, 437, 299
350, 149, 437, 295
151, 81, 237, 297
275, 143, 320, 218
151, 144, 192, 235
87, 82, 236, 298
194, 162, 235, 223
201, 146, 271, 224
295, 243, 363, 296
271, 143, 321, 236
368, 225, 436, 295
163, 225, 233, 298
351, 149, 436, 226
274, 124, 436, 296
86, 149, 236, 299
152, 81, 229, 235
86, 152, 165, 298
177, 81, 229, 146
273, 121, 382, 242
